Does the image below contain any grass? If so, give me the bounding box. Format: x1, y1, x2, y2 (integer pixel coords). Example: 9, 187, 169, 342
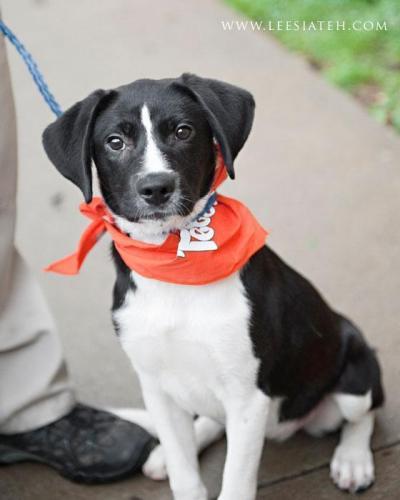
224, 0, 400, 132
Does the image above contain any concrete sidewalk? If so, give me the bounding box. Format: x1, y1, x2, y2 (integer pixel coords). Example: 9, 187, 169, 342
1, 0, 400, 498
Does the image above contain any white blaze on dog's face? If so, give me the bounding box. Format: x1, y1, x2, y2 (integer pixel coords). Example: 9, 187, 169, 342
140, 104, 170, 174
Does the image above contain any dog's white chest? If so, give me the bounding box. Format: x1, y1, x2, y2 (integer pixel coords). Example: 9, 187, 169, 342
114, 271, 259, 422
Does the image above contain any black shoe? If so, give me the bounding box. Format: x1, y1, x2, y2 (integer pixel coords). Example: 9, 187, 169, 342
0, 404, 157, 484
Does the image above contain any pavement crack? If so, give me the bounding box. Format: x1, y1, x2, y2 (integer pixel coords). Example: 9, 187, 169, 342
257, 438, 400, 491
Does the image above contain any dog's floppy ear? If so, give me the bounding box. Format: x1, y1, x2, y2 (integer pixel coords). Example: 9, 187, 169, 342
42, 89, 113, 203
174, 73, 255, 179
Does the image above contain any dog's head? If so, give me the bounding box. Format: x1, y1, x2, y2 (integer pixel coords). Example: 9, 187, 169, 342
43, 74, 254, 235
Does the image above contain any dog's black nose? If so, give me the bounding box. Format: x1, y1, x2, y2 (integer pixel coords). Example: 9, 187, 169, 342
136, 173, 176, 206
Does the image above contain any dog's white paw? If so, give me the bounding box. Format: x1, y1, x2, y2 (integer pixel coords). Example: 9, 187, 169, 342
330, 445, 374, 492
142, 444, 168, 481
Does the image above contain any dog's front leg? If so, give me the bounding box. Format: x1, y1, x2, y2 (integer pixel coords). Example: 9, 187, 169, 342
218, 390, 269, 500
140, 375, 207, 500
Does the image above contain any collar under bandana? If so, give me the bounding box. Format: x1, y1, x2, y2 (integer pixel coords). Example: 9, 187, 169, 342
46, 159, 268, 285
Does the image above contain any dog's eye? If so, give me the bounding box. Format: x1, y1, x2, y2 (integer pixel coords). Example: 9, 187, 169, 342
106, 136, 125, 151
175, 124, 193, 141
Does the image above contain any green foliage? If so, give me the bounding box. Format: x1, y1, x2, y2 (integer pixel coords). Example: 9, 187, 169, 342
225, 0, 400, 131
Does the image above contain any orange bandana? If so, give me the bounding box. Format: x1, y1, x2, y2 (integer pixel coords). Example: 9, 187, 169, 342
46, 160, 268, 285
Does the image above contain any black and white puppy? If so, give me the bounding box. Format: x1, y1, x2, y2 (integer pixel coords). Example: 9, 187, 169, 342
43, 74, 384, 500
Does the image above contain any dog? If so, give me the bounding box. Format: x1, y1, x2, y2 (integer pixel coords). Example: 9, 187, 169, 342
43, 74, 384, 500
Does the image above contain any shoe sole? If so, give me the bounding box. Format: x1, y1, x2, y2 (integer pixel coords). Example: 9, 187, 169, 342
0, 439, 157, 484
0, 444, 41, 463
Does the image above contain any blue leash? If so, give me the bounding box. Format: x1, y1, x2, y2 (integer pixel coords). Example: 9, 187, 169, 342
198, 192, 217, 219
0, 19, 62, 117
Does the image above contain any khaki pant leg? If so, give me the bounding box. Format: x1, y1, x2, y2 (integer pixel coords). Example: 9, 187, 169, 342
0, 21, 75, 433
